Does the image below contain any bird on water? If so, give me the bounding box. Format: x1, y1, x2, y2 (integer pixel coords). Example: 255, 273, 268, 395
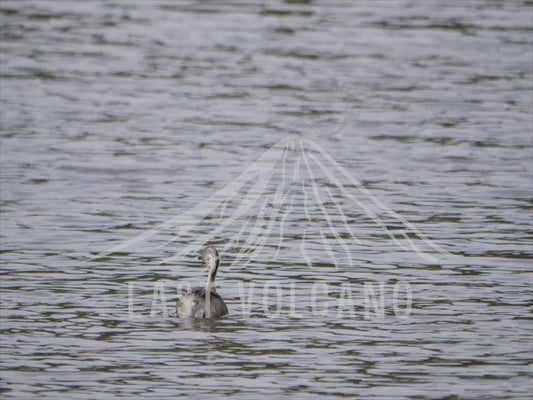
176, 246, 228, 319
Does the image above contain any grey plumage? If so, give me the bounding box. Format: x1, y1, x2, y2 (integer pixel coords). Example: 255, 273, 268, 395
177, 287, 228, 319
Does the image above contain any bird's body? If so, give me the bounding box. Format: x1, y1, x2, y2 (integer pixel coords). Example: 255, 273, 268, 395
177, 246, 228, 319
177, 287, 228, 319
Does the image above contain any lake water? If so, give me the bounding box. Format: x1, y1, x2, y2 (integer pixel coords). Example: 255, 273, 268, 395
1, 1, 532, 399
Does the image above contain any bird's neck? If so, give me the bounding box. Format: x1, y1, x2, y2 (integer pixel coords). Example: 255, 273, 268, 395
205, 260, 219, 290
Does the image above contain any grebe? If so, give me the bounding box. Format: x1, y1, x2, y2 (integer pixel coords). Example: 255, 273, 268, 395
177, 246, 228, 319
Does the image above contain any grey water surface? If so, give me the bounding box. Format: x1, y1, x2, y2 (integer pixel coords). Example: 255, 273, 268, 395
1, 1, 532, 399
